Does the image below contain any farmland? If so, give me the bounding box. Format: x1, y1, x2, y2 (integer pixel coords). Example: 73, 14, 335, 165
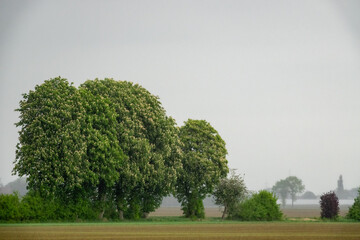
1, 221, 360, 240
1, 206, 358, 239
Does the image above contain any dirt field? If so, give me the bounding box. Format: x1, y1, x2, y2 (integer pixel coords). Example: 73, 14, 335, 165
1, 222, 359, 240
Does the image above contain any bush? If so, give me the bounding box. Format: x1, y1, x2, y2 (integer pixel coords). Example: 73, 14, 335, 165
213, 170, 247, 219
347, 188, 360, 221
0, 192, 101, 222
179, 197, 205, 220
234, 190, 282, 221
0, 193, 22, 221
320, 191, 339, 219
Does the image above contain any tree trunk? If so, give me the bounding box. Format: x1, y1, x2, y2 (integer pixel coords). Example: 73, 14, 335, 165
222, 206, 227, 219
98, 209, 105, 220
98, 180, 106, 220
118, 210, 124, 220
142, 212, 149, 219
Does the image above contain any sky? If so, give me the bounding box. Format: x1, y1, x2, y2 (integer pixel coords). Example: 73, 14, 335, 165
1, 0, 359, 195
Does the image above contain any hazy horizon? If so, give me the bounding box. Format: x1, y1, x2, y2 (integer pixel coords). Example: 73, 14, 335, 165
1, 0, 360, 195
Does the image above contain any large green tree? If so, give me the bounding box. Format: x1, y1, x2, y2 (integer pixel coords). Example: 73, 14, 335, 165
175, 119, 228, 218
78, 88, 124, 218
80, 79, 182, 219
13, 77, 123, 218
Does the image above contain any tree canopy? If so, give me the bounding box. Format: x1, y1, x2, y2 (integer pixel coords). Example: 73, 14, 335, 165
175, 119, 228, 218
213, 170, 247, 219
13, 78, 124, 214
347, 188, 360, 221
80, 79, 182, 218
272, 176, 305, 207
13, 77, 182, 219
286, 176, 305, 206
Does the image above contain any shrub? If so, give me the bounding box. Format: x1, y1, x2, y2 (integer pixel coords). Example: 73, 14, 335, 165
0, 191, 100, 222
179, 197, 205, 220
347, 188, 360, 221
21, 192, 50, 221
213, 170, 247, 219
320, 191, 339, 219
0, 193, 22, 221
234, 190, 282, 221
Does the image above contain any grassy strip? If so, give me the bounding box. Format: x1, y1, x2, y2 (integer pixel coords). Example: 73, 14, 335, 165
0, 216, 358, 227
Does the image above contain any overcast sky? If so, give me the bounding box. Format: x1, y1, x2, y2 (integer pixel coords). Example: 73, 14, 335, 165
1, 0, 359, 194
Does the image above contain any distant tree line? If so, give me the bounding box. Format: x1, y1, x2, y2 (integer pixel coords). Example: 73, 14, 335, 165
0, 178, 27, 196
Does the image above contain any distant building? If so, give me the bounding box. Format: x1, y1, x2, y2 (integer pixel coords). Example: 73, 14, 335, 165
335, 175, 355, 199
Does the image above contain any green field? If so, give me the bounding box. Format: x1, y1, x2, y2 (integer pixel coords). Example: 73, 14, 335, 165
1, 221, 359, 240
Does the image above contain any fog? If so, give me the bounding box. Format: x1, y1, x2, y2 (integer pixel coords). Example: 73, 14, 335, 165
1, 0, 360, 195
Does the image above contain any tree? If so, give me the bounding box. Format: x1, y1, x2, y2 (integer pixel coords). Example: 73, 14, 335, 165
272, 179, 289, 207
14, 77, 87, 199
213, 170, 247, 219
234, 190, 283, 221
175, 119, 229, 219
286, 176, 305, 207
13, 77, 124, 218
80, 79, 182, 219
272, 176, 305, 207
78, 88, 124, 218
347, 188, 360, 221
300, 191, 317, 199
1, 178, 28, 196
320, 191, 339, 219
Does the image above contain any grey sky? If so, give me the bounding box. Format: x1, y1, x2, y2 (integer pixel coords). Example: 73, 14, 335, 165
1, 0, 359, 194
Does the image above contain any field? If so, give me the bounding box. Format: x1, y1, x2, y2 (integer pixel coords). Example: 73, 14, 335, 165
1, 222, 360, 240
1, 206, 359, 239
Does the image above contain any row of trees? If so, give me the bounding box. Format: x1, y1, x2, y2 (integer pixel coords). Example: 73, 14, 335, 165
13, 77, 229, 219
9, 76, 359, 222
1, 173, 285, 222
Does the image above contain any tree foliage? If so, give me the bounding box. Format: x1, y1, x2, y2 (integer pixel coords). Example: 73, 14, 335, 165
175, 119, 228, 219
286, 176, 305, 206
272, 176, 305, 207
80, 79, 182, 218
13, 77, 182, 219
213, 170, 247, 219
14, 78, 89, 199
347, 188, 360, 221
235, 190, 283, 221
0, 192, 98, 222
13, 77, 123, 214
320, 191, 339, 219
0, 193, 22, 221
272, 179, 289, 207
